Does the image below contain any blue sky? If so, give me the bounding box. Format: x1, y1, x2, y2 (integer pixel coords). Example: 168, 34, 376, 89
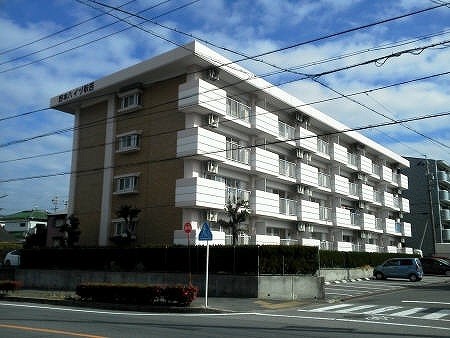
0, 0, 449, 214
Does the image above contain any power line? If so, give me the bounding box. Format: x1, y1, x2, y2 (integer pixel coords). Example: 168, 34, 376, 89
0, 110, 448, 184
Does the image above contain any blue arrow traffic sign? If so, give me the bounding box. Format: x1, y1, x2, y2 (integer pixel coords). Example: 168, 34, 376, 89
198, 222, 213, 241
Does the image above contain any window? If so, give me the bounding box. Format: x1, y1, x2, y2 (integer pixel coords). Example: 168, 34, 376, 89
114, 174, 139, 194
118, 89, 143, 112
117, 132, 141, 152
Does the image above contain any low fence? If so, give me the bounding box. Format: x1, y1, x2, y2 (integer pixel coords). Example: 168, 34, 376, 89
13, 269, 324, 300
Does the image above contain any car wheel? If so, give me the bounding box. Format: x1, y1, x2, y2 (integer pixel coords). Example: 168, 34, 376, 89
375, 272, 384, 280
409, 274, 418, 282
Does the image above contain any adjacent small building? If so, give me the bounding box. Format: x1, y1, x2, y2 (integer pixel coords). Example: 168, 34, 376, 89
402, 157, 450, 257
50, 41, 413, 253
0, 209, 48, 241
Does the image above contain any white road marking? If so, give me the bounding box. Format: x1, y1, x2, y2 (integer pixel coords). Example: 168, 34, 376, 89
421, 310, 450, 320
361, 306, 402, 314
402, 300, 450, 305
391, 307, 426, 317
309, 303, 354, 312
334, 304, 377, 313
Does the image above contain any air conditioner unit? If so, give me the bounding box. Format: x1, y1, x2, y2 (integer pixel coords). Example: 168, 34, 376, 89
297, 222, 305, 232
305, 188, 313, 197
306, 153, 312, 162
295, 112, 304, 123
355, 172, 364, 180
208, 114, 219, 128
206, 210, 218, 222
400, 237, 405, 243
305, 225, 314, 233
358, 201, 365, 209
207, 68, 219, 81
296, 184, 305, 194
360, 231, 367, 239
295, 148, 304, 159
206, 160, 218, 174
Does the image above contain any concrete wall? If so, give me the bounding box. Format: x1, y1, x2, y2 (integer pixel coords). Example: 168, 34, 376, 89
318, 267, 373, 281
14, 269, 324, 300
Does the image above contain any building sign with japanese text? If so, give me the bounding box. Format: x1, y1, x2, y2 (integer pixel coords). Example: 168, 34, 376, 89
57, 81, 95, 104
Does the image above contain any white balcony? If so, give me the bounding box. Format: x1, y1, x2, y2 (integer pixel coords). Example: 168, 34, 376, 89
297, 127, 317, 153
398, 173, 409, 189
298, 200, 320, 223
251, 190, 280, 217
249, 234, 280, 245
359, 155, 373, 175
360, 183, 374, 203
360, 213, 376, 231
175, 177, 226, 209
362, 243, 378, 253
399, 247, 413, 254
385, 218, 397, 235
177, 127, 226, 162
336, 241, 353, 252
178, 78, 226, 116
401, 198, 410, 213
251, 148, 278, 176
383, 191, 395, 209
297, 162, 319, 187
335, 207, 359, 229
382, 165, 393, 184
333, 174, 349, 196
402, 222, 412, 237
386, 246, 398, 253
252, 106, 279, 138
300, 238, 320, 247
331, 143, 348, 165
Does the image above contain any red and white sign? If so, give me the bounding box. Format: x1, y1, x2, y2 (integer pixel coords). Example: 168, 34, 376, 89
183, 222, 192, 234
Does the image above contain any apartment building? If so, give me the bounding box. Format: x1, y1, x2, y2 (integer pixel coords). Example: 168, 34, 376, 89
50, 41, 412, 252
402, 157, 450, 256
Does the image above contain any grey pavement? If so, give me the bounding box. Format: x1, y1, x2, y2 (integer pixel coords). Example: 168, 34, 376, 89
0, 289, 318, 313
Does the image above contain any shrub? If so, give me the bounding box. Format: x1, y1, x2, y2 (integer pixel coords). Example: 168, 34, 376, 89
0, 280, 22, 293
75, 283, 198, 306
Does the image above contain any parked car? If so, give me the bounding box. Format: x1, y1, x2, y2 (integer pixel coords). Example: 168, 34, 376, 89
420, 257, 450, 275
373, 257, 423, 282
3, 250, 21, 266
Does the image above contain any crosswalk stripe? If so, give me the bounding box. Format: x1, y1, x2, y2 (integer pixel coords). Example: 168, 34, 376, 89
421, 309, 450, 320
361, 306, 402, 314
334, 305, 377, 313
309, 303, 354, 312
392, 308, 426, 317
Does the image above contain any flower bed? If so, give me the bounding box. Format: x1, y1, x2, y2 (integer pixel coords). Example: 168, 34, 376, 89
76, 283, 198, 306
0, 280, 22, 294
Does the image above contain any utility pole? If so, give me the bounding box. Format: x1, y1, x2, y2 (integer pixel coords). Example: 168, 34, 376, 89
425, 158, 437, 254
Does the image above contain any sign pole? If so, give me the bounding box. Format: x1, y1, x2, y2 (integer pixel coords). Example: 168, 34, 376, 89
205, 240, 209, 308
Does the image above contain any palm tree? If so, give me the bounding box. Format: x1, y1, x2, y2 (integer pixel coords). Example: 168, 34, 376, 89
115, 205, 141, 242
219, 199, 250, 246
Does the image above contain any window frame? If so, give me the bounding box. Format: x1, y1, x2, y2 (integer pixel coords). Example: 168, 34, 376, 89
114, 173, 140, 194
117, 89, 143, 113
116, 130, 142, 153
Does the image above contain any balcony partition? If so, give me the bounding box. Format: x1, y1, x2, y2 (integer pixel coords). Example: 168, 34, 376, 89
279, 159, 296, 179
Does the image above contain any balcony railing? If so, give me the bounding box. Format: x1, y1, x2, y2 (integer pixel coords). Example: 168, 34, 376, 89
373, 190, 383, 203
225, 187, 251, 203
393, 196, 400, 209
349, 182, 359, 196
279, 198, 297, 216
375, 218, 384, 231
226, 146, 250, 164
279, 159, 296, 178
317, 139, 329, 155
372, 163, 382, 177
318, 172, 331, 188
350, 212, 360, 226
319, 206, 332, 221
280, 238, 299, 246
347, 152, 358, 167
278, 121, 295, 140
226, 97, 250, 122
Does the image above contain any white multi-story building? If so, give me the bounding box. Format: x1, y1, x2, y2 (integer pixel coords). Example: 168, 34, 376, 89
51, 41, 412, 253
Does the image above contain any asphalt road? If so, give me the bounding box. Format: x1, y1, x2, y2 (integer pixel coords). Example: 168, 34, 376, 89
0, 277, 449, 338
